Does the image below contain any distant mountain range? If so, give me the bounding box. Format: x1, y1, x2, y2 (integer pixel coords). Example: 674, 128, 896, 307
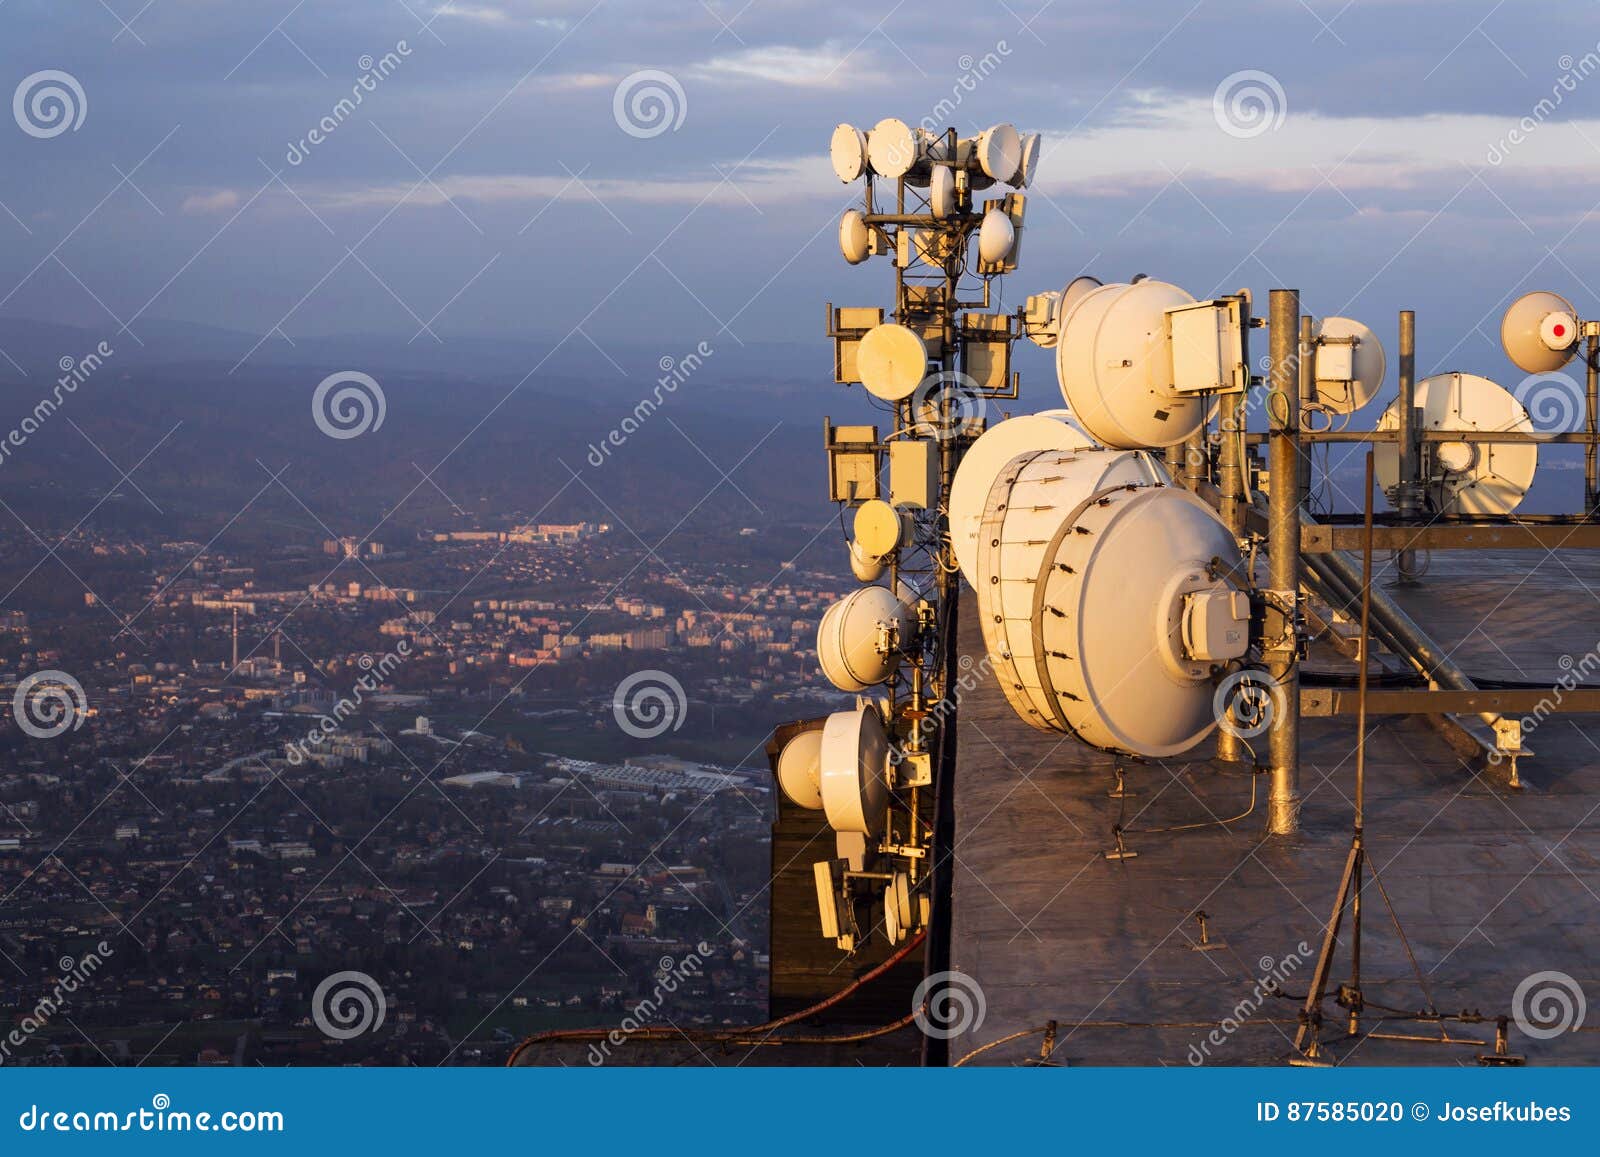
0, 316, 860, 537
1, 316, 1586, 534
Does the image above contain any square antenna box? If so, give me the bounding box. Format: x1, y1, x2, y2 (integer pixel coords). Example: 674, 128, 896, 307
902, 285, 949, 359
1166, 298, 1247, 395
960, 312, 1013, 392
826, 422, 880, 503
1314, 338, 1355, 384
831, 306, 884, 384
889, 440, 939, 509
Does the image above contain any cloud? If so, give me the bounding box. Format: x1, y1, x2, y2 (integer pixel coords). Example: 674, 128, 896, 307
432, 2, 570, 27
690, 42, 872, 88
301, 156, 838, 213
180, 190, 242, 216
1033, 90, 1600, 197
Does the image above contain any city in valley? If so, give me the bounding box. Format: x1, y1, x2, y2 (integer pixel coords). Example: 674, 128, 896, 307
0, 510, 853, 1065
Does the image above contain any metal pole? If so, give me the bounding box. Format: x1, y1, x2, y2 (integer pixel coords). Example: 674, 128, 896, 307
1216, 388, 1247, 764
1267, 289, 1301, 836
1182, 430, 1207, 492
1586, 333, 1598, 515
1298, 315, 1315, 502
1396, 311, 1421, 580
1348, 450, 1375, 1036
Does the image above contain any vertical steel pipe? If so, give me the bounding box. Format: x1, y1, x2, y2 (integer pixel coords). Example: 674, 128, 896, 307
1586, 333, 1598, 514
1215, 383, 1247, 763
1183, 430, 1208, 492
1298, 316, 1315, 500
1267, 289, 1301, 836
1396, 311, 1421, 579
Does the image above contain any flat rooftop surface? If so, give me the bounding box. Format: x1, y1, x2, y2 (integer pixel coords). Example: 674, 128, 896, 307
949, 550, 1600, 1066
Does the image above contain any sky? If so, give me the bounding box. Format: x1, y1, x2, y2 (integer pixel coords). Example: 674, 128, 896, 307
2, 0, 1600, 380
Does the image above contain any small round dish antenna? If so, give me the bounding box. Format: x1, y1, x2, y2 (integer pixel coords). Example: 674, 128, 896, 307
857, 323, 928, 400
929, 166, 957, 218
1060, 275, 1102, 315
1309, 316, 1386, 415
839, 209, 872, 265
1502, 291, 1580, 374
853, 499, 913, 558
830, 123, 869, 183
1375, 372, 1538, 516
816, 585, 911, 692
975, 123, 1022, 184
978, 207, 1016, 265
867, 117, 922, 180
848, 538, 888, 582
776, 729, 825, 809
1055, 279, 1207, 448
819, 707, 891, 835
1008, 132, 1040, 188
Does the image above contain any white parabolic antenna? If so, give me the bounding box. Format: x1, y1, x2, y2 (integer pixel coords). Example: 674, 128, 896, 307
853, 499, 910, 558
1056, 279, 1208, 448
819, 706, 891, 835
830, 123, 869, 183
849, 537, 888, 581
1501, 290, 1580, 374
1059, 275, 1103, 317
975, 123, 1022, 184
839, 209, 871, 264
776, 728, 825, 809
816, 585, 911, 692
946, 413, 1165, 585
867, 117, 922, 180
978, 207, 1016, 265
857, 323, 928, 400
929, 166, 956, 218
1375, 372, 1538, 517
973, 470, 1248, 757
1009, 132, 1040, 188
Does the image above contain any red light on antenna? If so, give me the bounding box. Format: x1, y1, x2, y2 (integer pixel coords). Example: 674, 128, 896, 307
1554, 323, 1567, 337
